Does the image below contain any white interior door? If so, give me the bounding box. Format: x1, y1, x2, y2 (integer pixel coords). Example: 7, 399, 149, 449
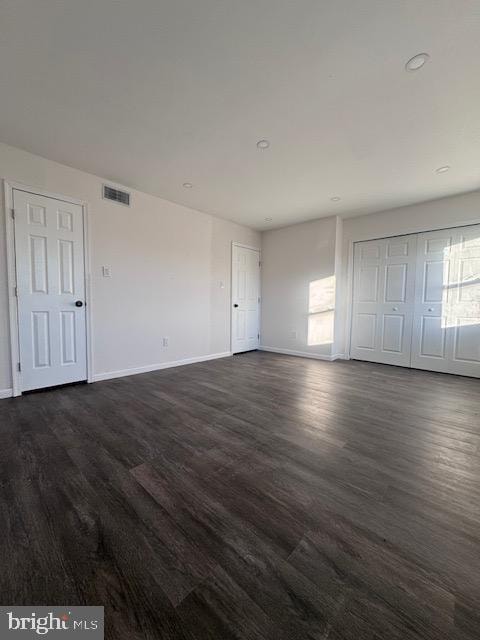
350, 235, 417, 366
231, 245, 260, 354
411, 225, 480, 377
13, 189, 87, 391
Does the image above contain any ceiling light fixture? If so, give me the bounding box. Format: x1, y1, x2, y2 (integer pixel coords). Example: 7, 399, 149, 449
182, 182, 193, 188
331, 196, 341, 202
435, 166, 450, 174
264, 217, 272, 222
257, 139, 270, 150
405, 53, 430, 72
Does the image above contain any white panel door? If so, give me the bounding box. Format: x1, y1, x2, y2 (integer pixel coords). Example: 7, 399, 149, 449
14, 189, 87, 391
412, 225, 480, 377
350, 235, 417, 366
231, 245, 260, 354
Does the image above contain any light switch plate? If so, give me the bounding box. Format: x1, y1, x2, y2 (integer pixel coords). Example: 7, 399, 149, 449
102, 266, 112, 277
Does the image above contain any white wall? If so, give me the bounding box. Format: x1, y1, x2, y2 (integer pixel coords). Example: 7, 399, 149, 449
3, 142, 478, 392
0, 142, 260, 392
260, 216, 339, 359
337, 189, 480, 355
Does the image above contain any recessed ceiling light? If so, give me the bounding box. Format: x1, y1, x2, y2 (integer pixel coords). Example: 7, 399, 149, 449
257, 139, 270, 150
405, 53, 430, 72
331, 196, 341, 202
264, 217, 272, 222
435, 166, 450, 174
182, 182, 193, 188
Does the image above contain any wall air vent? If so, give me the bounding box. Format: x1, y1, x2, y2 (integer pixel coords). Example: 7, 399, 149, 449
102, 184, 131, 206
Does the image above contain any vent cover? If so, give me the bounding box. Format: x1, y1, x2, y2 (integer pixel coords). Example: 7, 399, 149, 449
103, 184, 131, 206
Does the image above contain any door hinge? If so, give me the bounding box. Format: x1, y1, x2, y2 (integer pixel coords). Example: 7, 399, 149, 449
14, 286, 18, 297
258, 333, 260, 340
259, 260, 262, 267
11, 208, 15, 220
17, 362, 21, 372
258, 296, 261, 303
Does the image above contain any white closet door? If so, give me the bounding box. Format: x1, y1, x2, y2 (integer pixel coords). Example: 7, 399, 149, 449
14, 189, 87, 391
350, 235, 417, 366
412, 225, 480, 377
231, 245, 260, 353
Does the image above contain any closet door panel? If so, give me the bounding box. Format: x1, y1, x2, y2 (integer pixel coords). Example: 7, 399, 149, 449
351, 235, 417, 367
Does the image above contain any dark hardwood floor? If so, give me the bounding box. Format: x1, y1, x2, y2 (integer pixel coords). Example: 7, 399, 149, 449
1, 351, 479, 639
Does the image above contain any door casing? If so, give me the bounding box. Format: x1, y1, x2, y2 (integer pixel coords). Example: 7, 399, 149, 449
3, 179, 93, 396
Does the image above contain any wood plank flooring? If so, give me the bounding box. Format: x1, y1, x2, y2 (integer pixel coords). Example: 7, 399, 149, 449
1, 351, 479, 639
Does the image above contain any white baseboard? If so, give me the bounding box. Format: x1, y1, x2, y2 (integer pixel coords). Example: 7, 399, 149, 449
1, 349, 348, 398
259, 346, 347, 362
92, 351, 232, 382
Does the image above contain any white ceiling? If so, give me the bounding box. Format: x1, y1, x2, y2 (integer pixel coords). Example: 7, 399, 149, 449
1, 1, 479, 230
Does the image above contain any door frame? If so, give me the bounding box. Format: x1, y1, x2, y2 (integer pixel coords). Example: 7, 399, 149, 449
3, 179, 94, 396
230, 241, 261, 354
346, 219, 480, 360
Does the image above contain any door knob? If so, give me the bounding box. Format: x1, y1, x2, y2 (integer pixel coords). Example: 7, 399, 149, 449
233, 303, 239, 308
75, 300, 84, 307
428, 307, 434, 312
392, 307, 398, 311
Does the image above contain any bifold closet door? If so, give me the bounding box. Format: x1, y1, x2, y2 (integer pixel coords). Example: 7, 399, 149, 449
350, 235, 417, 366
411, 225, 480, 377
